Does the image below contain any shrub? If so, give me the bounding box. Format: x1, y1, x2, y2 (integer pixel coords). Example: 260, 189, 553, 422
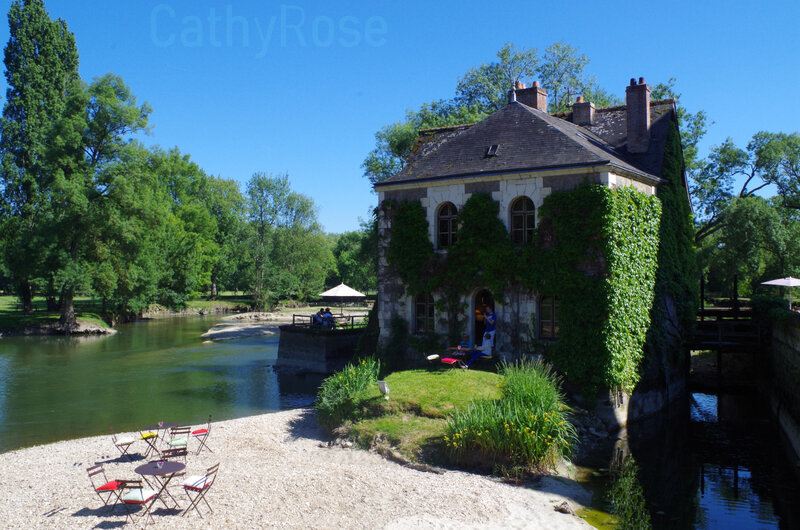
444, 359, 576, 471
315, 357, 380, 429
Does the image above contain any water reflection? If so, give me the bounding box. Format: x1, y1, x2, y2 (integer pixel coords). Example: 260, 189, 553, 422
617, 390, 800, 529
0, 316, 322, 453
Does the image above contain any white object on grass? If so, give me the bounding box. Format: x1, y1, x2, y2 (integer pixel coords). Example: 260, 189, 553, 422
377, 380, 390, 400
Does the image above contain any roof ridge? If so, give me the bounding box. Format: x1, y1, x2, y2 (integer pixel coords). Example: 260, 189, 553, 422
551, 98, 676, 118
418, 123, 475, 134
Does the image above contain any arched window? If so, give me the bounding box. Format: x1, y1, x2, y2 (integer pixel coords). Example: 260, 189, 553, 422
510, 196, 535, 244
414, 293, 435, 334
437, 202, 458, 249
540, 296, 559, 339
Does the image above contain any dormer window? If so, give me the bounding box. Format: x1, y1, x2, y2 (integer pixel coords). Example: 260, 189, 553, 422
485, 144, 500, 157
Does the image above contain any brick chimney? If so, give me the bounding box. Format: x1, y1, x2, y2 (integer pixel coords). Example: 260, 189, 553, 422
572, 96, 595, 125
625, 77, 650, 153
514, 81, 548, 111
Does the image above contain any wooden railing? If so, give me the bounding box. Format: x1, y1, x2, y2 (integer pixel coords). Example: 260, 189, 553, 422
290, 312, 369, 330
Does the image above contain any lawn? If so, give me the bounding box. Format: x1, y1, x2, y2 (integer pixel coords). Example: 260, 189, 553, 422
339, 367, 503, 461
0, 295, 107, 330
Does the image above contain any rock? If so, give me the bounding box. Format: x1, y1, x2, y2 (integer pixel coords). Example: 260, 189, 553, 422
554, 500, 575, 515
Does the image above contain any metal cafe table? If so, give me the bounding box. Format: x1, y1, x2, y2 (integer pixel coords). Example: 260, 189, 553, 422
141, 422, 180, 457
135, 460, 185, 511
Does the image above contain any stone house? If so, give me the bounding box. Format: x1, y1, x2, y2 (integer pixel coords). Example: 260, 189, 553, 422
374, 77, 687, 363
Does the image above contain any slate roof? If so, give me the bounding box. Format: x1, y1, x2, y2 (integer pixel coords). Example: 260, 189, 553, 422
375, 99, 677, 188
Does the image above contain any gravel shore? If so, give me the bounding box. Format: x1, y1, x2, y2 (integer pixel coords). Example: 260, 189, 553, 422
0, 408, 592, 528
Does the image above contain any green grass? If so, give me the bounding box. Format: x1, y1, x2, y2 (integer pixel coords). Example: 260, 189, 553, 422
0, 295, 108, 331
347, 368, 502, 461
315, 361, 575, 474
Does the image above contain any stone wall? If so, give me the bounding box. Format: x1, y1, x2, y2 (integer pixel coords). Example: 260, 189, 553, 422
765, 312, 800, 461
276, 326, 362, 373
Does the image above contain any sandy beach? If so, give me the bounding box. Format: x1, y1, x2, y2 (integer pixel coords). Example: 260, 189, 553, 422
0, 408, 593, 528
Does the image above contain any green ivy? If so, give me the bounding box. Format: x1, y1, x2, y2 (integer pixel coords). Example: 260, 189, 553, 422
646, 123, 699, 363
384, 159, 692, 396
529, 185, 661, 393
384, 200, 435, 295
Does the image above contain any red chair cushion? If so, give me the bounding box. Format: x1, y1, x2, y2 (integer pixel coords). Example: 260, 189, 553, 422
96, 480, 121, 492
441, 358, 460, 365
192, 428, 208, 435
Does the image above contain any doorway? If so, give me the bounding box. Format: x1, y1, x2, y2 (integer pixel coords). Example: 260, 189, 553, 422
474, 289, 494, 346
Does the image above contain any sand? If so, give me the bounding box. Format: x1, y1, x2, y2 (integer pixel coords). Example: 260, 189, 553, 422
0, 408, 593, 529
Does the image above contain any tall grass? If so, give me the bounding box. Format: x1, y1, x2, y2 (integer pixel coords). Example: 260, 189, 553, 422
315, 357, 380, 429
444, 359, 576, 471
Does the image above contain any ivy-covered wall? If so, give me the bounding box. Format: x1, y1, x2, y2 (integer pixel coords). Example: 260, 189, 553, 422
529, 185, 661, 394
380, 124, 696, 400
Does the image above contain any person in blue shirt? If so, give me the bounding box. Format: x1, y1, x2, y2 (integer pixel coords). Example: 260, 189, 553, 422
457, 334, 472, 349
483, 307, 497, 344
464, 333, 493, 368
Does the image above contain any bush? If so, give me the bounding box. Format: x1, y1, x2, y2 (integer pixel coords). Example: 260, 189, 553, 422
751, 294, 790, 324
444, 359, 576, 472
315, 357, 380, 429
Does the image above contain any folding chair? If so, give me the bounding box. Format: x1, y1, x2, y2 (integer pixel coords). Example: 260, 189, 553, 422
182, 463, 219, 518
165, 426, 190, 452
86, 464, 123, 514
119, 479, 157, 525
162, 446, 188, 463
110, 427, 135, 461
139, 429, 160, 458
192, 415, 213, 455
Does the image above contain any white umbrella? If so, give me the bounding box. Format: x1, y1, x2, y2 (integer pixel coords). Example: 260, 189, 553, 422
760, 276, 800, 308
319, 283, 366, 299
319, 283, 366, 312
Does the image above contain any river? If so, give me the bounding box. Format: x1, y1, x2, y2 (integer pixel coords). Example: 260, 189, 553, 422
0, 315, 321, 453
2, 316, 799, 528
584, 389, 800, 529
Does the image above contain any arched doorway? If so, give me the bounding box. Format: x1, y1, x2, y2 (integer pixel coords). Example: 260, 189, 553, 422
474, 289, 494, 346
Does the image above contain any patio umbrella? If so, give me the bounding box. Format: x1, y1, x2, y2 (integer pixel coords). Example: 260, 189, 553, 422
760, 276, 800, 309
319, 283, 366, 312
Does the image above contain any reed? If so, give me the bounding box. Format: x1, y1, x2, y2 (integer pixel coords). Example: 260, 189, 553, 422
315, 357, 380, 428
444, 359, 576, 471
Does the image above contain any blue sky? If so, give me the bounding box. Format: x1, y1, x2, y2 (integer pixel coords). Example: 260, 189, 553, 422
1, 0, 798, 233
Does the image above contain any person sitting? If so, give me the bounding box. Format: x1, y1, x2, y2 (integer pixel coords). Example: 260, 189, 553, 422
322, 308, 334, 328
457, 334, 472, 350
312, 308, 324, 327
464, 333, 493, 368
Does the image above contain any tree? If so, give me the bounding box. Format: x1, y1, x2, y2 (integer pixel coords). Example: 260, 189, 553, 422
245, 172, 324, 308
537, 41, 619, 113
701, 196, 800, 295
46, 74, 151, 325
454, 43, 538, 113
329, 220, 378, 293
692, 135, 777, 243
0, 0, 79, 313
749, 131, 800, 209
651, 78, 709, 173
363, 42, 620, 185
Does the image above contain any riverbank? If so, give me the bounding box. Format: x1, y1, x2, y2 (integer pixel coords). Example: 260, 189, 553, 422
0, 408, 591, 529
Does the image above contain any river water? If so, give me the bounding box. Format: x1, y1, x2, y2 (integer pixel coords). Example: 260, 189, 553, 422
585, 390, 800, 529
2, 316, 799, 528
0, 315, 320, 453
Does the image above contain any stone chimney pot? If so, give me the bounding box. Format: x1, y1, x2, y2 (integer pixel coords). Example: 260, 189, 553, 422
514, 80, 548, 111
626, 76, 651, 153
573, 97, 595, 126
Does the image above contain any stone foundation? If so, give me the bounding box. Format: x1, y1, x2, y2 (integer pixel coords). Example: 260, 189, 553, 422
276, 325, 362, 373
